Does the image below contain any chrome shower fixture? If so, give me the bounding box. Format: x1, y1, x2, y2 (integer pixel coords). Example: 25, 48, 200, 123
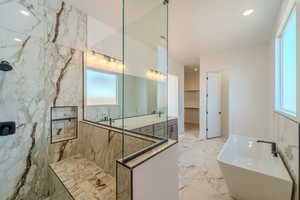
0, 60, 13, 71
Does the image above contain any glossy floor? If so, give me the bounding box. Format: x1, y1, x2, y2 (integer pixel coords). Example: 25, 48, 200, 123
178, 134, 233, 200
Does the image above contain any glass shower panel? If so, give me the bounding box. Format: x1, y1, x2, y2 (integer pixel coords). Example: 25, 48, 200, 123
83, 1, 124, 128
122, 0, 168, 157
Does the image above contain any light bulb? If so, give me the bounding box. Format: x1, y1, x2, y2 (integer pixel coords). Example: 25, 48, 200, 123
20, 10, 30, 16
14, 38, 22, 42
109, 61, 116, 68
99, 57, 107, 65
118, 63, 124, 71
243, 9, 254, 16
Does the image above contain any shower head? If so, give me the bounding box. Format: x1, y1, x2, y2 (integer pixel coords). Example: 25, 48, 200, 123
0, 60, 13, 71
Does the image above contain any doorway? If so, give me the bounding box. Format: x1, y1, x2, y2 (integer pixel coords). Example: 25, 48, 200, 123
184, 66, 200, 137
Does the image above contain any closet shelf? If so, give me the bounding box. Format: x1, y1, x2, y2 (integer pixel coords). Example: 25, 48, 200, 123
184, 89, 200, 92
184, 107, 200, 109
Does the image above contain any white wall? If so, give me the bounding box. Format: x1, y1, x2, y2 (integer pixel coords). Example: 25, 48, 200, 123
169, 58, 185, 134
200, 44, 273, 139
133, 144, 179, 200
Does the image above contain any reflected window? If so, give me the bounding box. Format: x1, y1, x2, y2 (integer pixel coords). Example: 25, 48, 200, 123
86, 69, 118, 105
276, 7, 296, 116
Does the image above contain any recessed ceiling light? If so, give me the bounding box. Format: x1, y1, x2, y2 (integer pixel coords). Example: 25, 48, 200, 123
14, 38, 22, 42
19, 10, 30, 16
243, 9, 254, 16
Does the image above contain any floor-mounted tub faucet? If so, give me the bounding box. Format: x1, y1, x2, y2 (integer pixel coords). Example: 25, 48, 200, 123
256, 140, 278, 157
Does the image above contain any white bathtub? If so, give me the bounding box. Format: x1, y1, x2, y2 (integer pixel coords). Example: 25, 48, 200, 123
217, 135, 293, 200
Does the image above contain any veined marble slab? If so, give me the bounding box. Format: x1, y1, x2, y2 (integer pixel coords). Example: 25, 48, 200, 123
50, 155, 116, 200
0, 0, 86, 199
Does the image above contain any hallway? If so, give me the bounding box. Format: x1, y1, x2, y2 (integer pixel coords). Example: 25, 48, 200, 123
178, 135, 233, 200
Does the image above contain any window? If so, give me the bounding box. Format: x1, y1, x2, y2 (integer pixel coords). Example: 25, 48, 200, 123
86, 69, 118, 105
276, 7, 296, 116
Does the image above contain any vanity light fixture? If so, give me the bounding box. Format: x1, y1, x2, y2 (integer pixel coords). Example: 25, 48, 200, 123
243, 9, 254, 16
87, 54, 96, 61
20, 10, 30, 16
117, 64, 125, 70
98, 57, 107, 65
147, 69, 166, 81
109, 58, 117, 68
86, 51, 123, 73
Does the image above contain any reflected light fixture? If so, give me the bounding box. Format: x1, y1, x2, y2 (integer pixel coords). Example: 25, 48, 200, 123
118, 64, 125, 70
87, 54, 96, 62
109, 58, 117, 68
243, 9, 254, 16
86, 51, 123, 73
147, 69, 166, 81
99, 57, 107, 65
20, 10, 30, 16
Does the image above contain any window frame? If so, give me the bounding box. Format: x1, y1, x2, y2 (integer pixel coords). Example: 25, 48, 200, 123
275, 5, 297, 118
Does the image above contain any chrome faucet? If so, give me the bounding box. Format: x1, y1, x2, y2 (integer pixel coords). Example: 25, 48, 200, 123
109, 118, 115, 126
257, 140, 278, 157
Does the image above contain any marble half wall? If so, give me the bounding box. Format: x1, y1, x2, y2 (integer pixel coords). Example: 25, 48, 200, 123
53, 121, 155, 176
273, 113, 299, 200
0, 0, 86, 199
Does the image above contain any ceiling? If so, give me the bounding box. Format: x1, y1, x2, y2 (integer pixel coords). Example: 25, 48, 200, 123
65, 0, 162, 29
66, 0, 282, 66
169, 0, 282, 65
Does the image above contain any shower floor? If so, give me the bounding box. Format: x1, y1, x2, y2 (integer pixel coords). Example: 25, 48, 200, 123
50, 155, 116, 200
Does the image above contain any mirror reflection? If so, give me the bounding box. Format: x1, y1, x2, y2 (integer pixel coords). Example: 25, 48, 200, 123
84, 51, 170, 137
83, 0, 176, 140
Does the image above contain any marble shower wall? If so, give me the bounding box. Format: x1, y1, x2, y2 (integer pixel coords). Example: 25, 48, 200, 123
58, 122, 154, 177
0, 0, 86, 199
273, 113, 299, 200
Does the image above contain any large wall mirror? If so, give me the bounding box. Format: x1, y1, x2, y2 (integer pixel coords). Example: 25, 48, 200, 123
84, 51, 163, 124
83, 0, 175, 140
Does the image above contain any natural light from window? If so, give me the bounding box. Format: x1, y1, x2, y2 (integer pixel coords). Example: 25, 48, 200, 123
276, 7, 296, 116
86, 69, 118, 105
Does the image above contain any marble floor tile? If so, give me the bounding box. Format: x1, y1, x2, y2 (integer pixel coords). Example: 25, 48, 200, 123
178, 135, 234, 200
50, 155, 116, 200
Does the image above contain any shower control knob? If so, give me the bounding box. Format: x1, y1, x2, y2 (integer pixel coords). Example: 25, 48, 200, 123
0, 122, 16, 136
0, 60, 13, 71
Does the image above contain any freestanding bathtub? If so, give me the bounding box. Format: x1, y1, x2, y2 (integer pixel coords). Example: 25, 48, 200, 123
217, 135, 293, 200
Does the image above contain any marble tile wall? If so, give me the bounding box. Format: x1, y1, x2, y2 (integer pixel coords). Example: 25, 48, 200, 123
58, 122, 154, 177
0, 0, 86, 199
273, 113, 299, 200
49, 169, 73, 200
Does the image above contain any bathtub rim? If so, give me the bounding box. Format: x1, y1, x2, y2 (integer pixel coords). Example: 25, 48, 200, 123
217, 135, 293, 183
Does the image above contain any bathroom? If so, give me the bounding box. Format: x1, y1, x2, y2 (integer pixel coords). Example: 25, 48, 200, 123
0, 0, 299, 200
0, 0, 178, 199
175, 0, 299, 200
